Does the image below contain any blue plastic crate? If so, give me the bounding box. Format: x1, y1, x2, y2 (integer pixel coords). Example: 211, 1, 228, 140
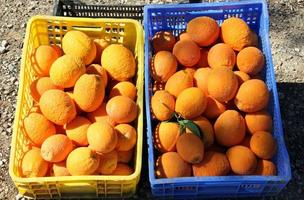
144, 0, 291, 198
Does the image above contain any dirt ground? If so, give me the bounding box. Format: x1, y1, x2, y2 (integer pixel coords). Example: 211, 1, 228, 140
0, 0, 303, 199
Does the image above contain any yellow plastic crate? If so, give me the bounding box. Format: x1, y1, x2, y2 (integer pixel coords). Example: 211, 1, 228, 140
9, 15, 144, 199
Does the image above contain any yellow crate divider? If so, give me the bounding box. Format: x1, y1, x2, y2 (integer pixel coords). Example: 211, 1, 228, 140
9, 15, 144, 199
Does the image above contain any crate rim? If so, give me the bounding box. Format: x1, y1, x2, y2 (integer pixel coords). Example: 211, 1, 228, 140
9, 15, 144, 184
144, 0, 291, 188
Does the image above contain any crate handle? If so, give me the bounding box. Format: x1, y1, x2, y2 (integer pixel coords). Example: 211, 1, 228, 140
60, 182, 93, 187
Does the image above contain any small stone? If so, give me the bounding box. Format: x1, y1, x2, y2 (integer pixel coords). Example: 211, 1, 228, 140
295, 48, 300, 52
0, 46, 5, 54
21, 23, 26, 28
1, 40, 8, 47
7, 24, 13, 28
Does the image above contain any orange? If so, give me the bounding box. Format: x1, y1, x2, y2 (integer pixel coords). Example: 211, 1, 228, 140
21, 148, 49, 177
73, 74, 105, 112
255, 159, 277, 176
152, 31, 176, 52
117, 149, 134, 163
111, 163, 133, 175
115, 124, 137, 151
86, 64, 108, 87
193, 151, 230, 176
66, 116, 91, 146
178, 32, 192, 41
87, 122, 118, 154
240, 134, 251, 148
196, 48, 209, 68
175, 87, 207, 119
41, 134, 74, 163
193, 67, 211, 95
101, 44, 136, 81
62, 30, 96, 65
66, 147, 100, 175
234, 71, 250, 85
234, 79, 269, 113
98, 150, 118, 175
23, 112, 56, 147
93, 38, 109, 64
192, 116, 214, 148
39, 89, 77, 125
51, 44, 64, 57
29, 104, 41, 114
52, 161, 70, 176
250, 131, 277, 159
207, 68, 238, 102
106, 96, 138, 124
151, 51, 177, 82
33, 45, 59, 76
165, 70, 193, 98
220, 17, 252, 51
226, 145, 257, 175
50, 55, 86, 88
245, 110, 272, 135
207, 43, 236, 69
109, 81, 137, 100
183, 67, 196, 78
86, 102, 116, 126
186, 16, 220, 46
30, 77, 63, 102
214, 110, 246, 147
203, 96, 226, 119
176, 132, 205, 164
154, 122, 180, 153
237, 47, 265, 75
155, 152, 191, 178
173, 40, 200, 67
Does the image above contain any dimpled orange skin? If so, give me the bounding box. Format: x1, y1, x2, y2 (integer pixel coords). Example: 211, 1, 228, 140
240, 134, 252, 148
173, 40, 200, 67
214, 110, 246, 147
86, 64, 108, 87
109, 81, 137, 100
191, 116, 214, 148
62, 30, 96, 65
23, 112, 56, 147
196, 48, 209, 68
66, 116, 91, 147
93, 38, 109, 64
155, 152, 191, 178
154, 122, 180, 153
34, 45, 60, 76
111, 163, 134, 175
152, 31, 176, 52
193, 151, 231, 176
245, 110, 272, 135
186, 16, 220, 46
117, 149, 134, 163
30, 77, 63, 102
203, 96, 226, 119
52, 161, 70, 176
151, 90, 175, 121
151, 51, 177, 83
255, 159, 277, 176
87, 121, 118, 154
86, 102, 116, 126
250, 131, 277, 159
226, 145, 257, 175
102, 44, 136, 81
98, 150, 118, 175
50, 55, 86, 88
234, 71, 251, 86
165, 70, 193, 98
178, 32, 193, 41
220, 17, 252, 51
41, 134, 74, 163
73, 74, 105, 112
66, 147, 100, 175
207, 68, 238, 102
207, 43, 236, 69
106, 96, 138, 124
176, 132, 205, 164
194, 67, 211, 95
234, 79, 269, 113
237, 47, 265, 75
115, 124, 137, 151
39, 89, 77, 125
175, 87, 207, 119
21, 148, 49, 177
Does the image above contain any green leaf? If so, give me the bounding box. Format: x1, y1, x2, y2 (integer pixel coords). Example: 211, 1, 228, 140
182, 120, 202, 138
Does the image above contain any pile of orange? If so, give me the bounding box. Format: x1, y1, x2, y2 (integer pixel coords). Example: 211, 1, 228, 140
21, 30, 138, 178
151, 16, 277, 178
